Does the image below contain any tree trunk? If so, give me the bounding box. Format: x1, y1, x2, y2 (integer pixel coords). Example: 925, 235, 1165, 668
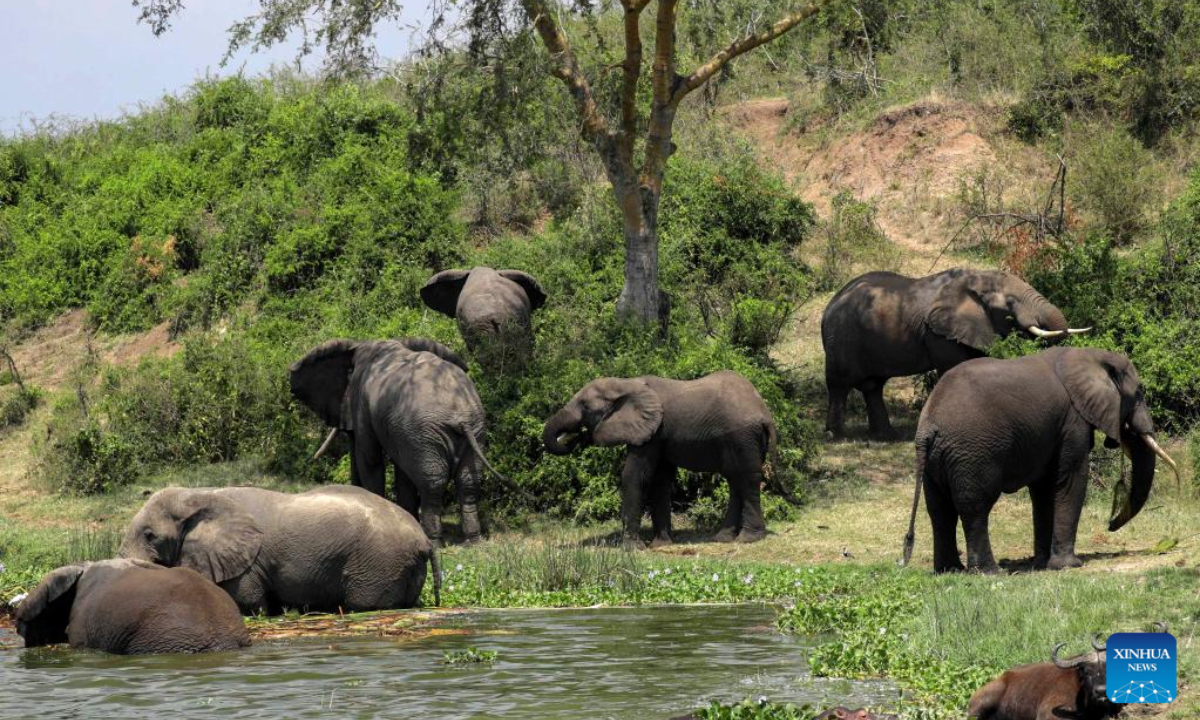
616, 215, 660, 325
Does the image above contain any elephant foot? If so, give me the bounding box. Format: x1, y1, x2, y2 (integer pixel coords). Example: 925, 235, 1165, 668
868, 426, 901, 442
649, 536, 674, 549
622, 536, 647, 551
461, 534, 482, 546
1032, 554, 1049, 570
933, 560, 965, 574
712, 528, 738, 543
735, 529, 767, 544
968, 563, 1002, 575
1047, 553, 1082, 570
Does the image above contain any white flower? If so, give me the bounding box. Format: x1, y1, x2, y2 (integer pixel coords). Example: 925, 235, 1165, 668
448, 585, 455, 591
9, 592, 27, 607
664, 568, 672, 575
0, 561, 6, 574
711, 573, 720, 582
756, 696, 769, 706
879, 626, 887, 635
742, 574, 754, 584
793, 580, 802, 587
456, 563, 464, 572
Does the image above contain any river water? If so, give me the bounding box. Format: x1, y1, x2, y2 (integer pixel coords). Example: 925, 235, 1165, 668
0, 605, 895, 719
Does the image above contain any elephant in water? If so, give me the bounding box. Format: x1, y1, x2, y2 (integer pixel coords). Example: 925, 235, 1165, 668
120, 485, 438, 614
16, 559, 249, 654
543, 371, 777, 546
821, 268, 1089, 439
290, 337, 505, 544
421, 266, 546, 371
903, 347, 1179, 573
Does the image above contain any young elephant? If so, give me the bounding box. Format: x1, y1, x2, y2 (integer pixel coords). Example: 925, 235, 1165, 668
903, 347, 1180, 573
968, 637, 1122, 720
119, 485, 438, 614
421, 266, 546, 370
543, 371, 777, 546
291, 337, 501, 543
822, 268, 1088, 439
16, 559, 249, 654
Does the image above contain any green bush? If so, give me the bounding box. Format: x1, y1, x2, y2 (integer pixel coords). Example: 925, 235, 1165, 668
1069, 125, 1161, 245
817, 191, 900, 291
0, 385, 41, 430
1028, 168, 1200, 426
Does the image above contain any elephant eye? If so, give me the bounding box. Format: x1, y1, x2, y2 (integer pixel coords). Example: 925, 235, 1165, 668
143, 528, 156, 541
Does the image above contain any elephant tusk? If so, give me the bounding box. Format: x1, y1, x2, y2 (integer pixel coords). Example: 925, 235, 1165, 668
1067, 327, 1092, 335
1141, 434, 1181, 491
313, 427, 340, 460
557, 432, 579, 446
1027, 325, 1067, 339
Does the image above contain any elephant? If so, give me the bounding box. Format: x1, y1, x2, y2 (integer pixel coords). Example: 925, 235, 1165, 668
821, 268, 1089, 439
15, 558, 249, 654
543, 371, 777, 546
119, 484, 438, 614
902, 347, 1180, 573
421, 267, 546, 370
968, 634, 1127, 720
290, 337, 505, 544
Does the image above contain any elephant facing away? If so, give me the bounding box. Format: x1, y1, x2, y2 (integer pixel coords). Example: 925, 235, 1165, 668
544, 371, 777, 546
421, 267, 546, 371
902, 347, 1179, 573
16, 559, 249, 654
119, 485, 437, 614
822, 268, 1088, 439
290, 337, 502, 544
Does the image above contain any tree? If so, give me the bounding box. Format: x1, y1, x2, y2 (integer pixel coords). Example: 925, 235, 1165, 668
132, 0, 834, 328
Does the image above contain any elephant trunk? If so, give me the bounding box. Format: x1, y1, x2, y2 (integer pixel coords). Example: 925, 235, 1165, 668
1016, 289, 1083, 339
543, 404, 583, 456
1109, 431, 1165, 531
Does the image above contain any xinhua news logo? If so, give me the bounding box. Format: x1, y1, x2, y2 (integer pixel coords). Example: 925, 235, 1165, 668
1106, 630, 1176, 704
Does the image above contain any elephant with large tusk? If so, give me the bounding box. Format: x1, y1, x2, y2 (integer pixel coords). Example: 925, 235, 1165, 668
903, 347, 1180, 573
821, 268, 1089, 439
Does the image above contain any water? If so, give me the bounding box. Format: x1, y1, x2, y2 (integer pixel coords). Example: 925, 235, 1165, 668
0, 605, 895, 719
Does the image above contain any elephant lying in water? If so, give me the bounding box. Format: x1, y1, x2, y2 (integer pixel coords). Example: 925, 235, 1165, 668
120, 485, 438, 614
16, 559, 249, 654
544, 371, 777, 546
903, 347, 1179, 573
822, 268, 1089, 439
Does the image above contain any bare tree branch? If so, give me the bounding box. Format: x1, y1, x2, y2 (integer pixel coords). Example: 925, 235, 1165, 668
674, 0, 836, 103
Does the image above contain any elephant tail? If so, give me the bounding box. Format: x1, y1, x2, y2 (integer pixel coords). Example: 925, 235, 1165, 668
903, 428, 936, 566
461, 426, 537, 505
428, 544, 442, 607
762, 420, 802, 506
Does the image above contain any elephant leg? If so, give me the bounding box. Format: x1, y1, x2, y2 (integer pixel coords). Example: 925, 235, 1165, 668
354, 432, 386, 498
1029, 479, 1055, 570
1048, 460, 1088, 570
961, 510, 999, 573
924, 477, 964, 573
455, 451, 483, 543
714, 477, 743, 543
620, 448, 658, 549
419, 484, 447, 547
825, 380, 851, 437
648, 463, 675, 549
860, 378, 897, 440
734, 473, 767, 543
394, 462, 420, 517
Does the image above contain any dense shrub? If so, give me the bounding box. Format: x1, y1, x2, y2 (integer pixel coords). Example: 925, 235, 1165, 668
26, 91, 821, 520
1029, 167, 1200, 427
1069, 124, 1161, 244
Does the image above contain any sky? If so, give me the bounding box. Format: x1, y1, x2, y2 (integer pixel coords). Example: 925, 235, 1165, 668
0, 1, 424, 135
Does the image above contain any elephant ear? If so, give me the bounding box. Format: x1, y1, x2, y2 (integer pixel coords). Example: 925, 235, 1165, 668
592, 380, 664, 447
289, 340, 358, 430
1055, 350, 1122, 443
15, 564, 85, 647
498, 269, 547, 311
927, 272, 998, 352
420, 269, 471, 317
398, 337, 469, 373
179, 493, 263, 584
